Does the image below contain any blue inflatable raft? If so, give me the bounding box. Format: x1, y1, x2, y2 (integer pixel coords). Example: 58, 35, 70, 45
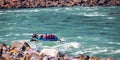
30, 36, 60, 41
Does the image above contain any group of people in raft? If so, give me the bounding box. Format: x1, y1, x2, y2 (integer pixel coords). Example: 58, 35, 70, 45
32, 32, 56, 40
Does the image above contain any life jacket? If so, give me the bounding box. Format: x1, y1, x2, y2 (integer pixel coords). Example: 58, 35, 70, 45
32, 35, 35, 38
40, 35, 43, 38
44, 34, 47, 39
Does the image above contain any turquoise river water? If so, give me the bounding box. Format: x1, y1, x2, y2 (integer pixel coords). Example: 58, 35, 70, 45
0, 6, 120, 59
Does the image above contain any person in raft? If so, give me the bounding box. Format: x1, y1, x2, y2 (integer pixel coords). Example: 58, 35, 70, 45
44, 34, 55, 39
39, 34, 43, 40
32, 32, 39, 39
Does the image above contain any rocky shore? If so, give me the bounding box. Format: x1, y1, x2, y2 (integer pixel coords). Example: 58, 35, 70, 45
0, 0, 120, 8
0, 41, 115, 60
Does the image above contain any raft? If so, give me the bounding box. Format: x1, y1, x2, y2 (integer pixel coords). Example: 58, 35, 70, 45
30, 36, 60, 42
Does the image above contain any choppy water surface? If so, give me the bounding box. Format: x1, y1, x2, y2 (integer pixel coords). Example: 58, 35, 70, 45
0, 6, 120, 59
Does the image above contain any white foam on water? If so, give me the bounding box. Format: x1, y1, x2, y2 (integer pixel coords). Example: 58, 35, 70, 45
5, 9, 41, 13
106, 17, 115, 19
83, 7, 98, 11
107, 42, 120, 45
74, 46, 108, 55
5, 33, 12, 37
53, 9, 60, 11
22, 33, 33, 36
0, 27, 15, 31
65, 7, 72, 11
53, 42, 81, 51
60, 37, 66, 41
77, 36, 82, 39
14, 26, 28, 29
113, 49, 120, 54
16, 14, 27, 17
105, 49, 120, 54
0, 13, 6, 15
0, 21, 4, 23
71, 12, 106, 17
92, 49, 108, 54
83, 12, 107, 17
15, 34, 20, 36
74, 51, 85, 55
5, 33, 32, 37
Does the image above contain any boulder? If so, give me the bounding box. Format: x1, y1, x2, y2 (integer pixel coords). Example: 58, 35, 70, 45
108, 0, 117, 6
73, 0, 82, 3
78, 54, 89, 60
116, 0, 120, 6
25, 53, 33, 60
98, 0, 106, 5
63, 54, 77, 60
102, 57, 114, 60
30, 53, 41, 60
89, 0, 97, 6
39, 49, 59, 57
0, 0, 5, 8
0, 43, 6, 48
12, 41, 30, 51
89, 57, 100, 60
0, 56, 5, 60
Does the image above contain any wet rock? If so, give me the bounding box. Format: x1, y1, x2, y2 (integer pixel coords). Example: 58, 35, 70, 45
30, 53, 41, 60
77, 54, 89, 60
98, 0, 106, 5
12, 41, 30, 51
39, 49, 59, 57
108, 0, 117, 6
0, 43, 6, 48
3, 52, 12, 60
25, 53, 33, 60
89, 0, 97, 6
0, 56, 5, 60
63, 54, 77, 60
89, 57, 100, 60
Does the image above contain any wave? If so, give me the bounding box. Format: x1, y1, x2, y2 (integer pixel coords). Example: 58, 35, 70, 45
0, 27, 14, 31
74, 46, 108, 55
0, 13, 6, 15
106, 17, 115, 19
105, 49, 120, 55
1, 8, 61, 13
0, 26, 28, 32
22, 33, 33, 36
81, 7, 99, 11
4, 9, 41, 13
83, 12, 107, 17
26, 40, 81, 52
5, 33, 32, 37
70, 12, 107, 17
107, 42, 120, 45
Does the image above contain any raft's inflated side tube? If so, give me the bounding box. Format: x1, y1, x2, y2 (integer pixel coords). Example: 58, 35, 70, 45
39, 37, 59, 41
30, 36, 60, 41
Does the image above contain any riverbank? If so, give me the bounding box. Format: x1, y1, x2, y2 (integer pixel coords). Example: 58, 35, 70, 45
0, 0, 120, 8
0, 41, 115, 60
